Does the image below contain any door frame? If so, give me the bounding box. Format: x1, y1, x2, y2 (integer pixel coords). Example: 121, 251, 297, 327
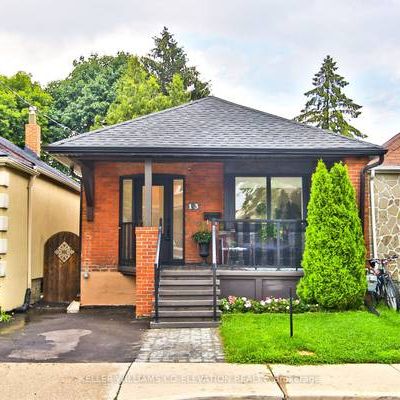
119, 173, 185, 265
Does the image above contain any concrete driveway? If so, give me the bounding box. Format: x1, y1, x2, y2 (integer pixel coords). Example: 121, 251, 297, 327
0, 307, 148, 362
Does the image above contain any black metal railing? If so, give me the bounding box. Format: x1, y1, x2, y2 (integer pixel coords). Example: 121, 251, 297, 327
154, 219, 163, 323
118, 222, 136, 274
216, 219, 306, 269
211, 221, 218, 321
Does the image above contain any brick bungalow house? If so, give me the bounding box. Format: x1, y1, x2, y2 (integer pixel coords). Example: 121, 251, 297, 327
47, 96, 385, 327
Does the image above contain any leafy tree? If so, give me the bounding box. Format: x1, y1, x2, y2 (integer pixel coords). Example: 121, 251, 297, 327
47, 52, 130, 135
166, 74, 191, 107
102, 57, 189, 126
295, 55, 364, 138
142, 27, 210, 100
297, 160, 366, 309
0, 72, 53, 148
329, 161, 366, 302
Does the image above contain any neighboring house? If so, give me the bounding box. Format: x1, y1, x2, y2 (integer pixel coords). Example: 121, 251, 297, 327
0, 108, 80, 312
370, 132, 400, 282
47, 96, 384, 327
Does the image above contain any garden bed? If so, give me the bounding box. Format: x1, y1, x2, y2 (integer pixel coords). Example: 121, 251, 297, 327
220, 309, 400, 364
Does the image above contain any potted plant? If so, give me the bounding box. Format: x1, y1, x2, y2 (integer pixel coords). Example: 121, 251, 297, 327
192, 222, 212, 264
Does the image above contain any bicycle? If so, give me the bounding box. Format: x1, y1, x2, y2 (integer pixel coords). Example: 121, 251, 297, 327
365, 255, 400, 314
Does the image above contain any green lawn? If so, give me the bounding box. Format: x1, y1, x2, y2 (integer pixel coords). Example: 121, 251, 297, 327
220, 309, 400, 364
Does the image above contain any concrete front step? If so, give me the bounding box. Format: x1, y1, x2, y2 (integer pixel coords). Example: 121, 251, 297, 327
159, 299, 214, 307
150, 320, 220, 329
161, 270, 213, 277
156, 309, 221, 318
160, 279, 219, 286
159, 289, 220, 296
154, 266, 220, 328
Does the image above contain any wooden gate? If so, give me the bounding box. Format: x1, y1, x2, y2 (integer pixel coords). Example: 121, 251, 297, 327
43, 231, 80, 303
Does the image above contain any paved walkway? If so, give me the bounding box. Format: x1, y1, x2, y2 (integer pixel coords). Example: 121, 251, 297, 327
135, 328, 225, 363
2, 362, 400, 399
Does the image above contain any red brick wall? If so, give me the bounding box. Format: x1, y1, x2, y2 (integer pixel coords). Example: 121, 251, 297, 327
135, 227, 158, 317
81, 161, 224, 273
343, 156, 371, 255
382, 132, 400, 165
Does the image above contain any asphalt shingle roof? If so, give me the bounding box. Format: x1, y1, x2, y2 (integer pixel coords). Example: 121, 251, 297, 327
47, 96, 384, 155
0, 137, 79, 190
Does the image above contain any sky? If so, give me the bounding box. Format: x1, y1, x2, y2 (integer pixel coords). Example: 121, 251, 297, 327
1, 0, 399, 145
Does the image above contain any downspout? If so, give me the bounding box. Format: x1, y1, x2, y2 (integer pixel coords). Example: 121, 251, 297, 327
359, 154, 384, 237
27, 171, 38, 291
15, 169, 38, 312
370, 169, 378, 258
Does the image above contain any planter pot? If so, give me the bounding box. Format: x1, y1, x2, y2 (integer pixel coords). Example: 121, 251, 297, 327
198, 242, 210, 264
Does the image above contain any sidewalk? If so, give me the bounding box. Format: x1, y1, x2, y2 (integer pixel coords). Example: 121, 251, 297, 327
1, 362, 400, 399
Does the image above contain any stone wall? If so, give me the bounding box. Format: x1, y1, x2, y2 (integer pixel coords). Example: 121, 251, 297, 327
373, 173, 400, 281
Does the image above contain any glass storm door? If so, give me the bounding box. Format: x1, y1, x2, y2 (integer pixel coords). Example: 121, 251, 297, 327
120, 174, 184, 265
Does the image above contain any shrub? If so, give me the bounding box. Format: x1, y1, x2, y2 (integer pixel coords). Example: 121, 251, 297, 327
297, 160, 366, 309
0, 309, 12, 323
219, 296, 319, 314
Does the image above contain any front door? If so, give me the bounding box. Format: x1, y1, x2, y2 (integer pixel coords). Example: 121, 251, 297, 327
120, 174, 184, 265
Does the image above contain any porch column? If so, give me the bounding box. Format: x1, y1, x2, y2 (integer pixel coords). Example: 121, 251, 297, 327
144, 159, 152, 226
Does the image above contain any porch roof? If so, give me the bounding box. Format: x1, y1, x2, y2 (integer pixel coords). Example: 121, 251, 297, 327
47, 96, 384, 159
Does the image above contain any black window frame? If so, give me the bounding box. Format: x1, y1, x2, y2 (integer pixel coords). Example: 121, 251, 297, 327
118, 174, 186, 273
225, 173, 310, 221
118, 175, 137, 275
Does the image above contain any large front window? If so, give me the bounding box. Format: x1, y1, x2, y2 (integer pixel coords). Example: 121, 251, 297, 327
235, 176, 303, 220
227, 175, 305, 268
271, 177, 302, 219
235, 177, 267, 219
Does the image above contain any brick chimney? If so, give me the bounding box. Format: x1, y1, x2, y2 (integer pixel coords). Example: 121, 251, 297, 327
25, 106, 41, 157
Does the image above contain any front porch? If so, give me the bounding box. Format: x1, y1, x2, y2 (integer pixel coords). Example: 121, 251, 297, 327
77, 156, 318, 328
74, 155, 367, 323
115, 158, 310, 274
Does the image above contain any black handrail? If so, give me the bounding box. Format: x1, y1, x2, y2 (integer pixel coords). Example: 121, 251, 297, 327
118, 222, 136, 272
211, 221, 218, 321
216, 218, 306, 223
216, 218, 306, 269
154, 218, 163, 323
